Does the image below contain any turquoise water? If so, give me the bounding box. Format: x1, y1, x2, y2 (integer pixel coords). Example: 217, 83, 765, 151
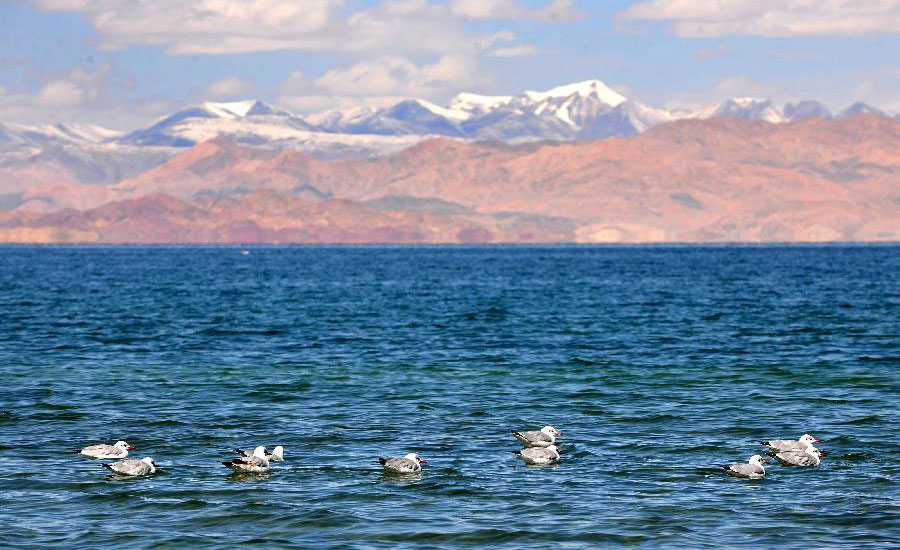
0, 245, 898, 549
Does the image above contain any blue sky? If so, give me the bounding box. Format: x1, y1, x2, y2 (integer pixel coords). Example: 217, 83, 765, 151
1, 0, 898, 128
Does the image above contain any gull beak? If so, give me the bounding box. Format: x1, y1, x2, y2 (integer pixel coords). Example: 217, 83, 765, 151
814, 439, 823, 443
127, 446, 136, 450
555, 431, 562, 436
419, 459, 428, 464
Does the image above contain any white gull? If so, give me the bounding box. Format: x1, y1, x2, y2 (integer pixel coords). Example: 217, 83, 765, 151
222, 446, 270, 473
234, 445, 284, 462
511, 426, 561, 448
76, 440, 135, 459
760, 434, 823, 452
767, 446, 823, 467
722, 455, 769, 479
511, 445, 561, 466
379, 453, 426, 474
102, 457, 158, 477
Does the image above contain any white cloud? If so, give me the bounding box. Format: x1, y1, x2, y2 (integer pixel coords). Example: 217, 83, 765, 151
277, 55, 483, 112
451, 0, 582, 21
35, 62, 112, 107
34, 0, 342, 54
204, 77, 257, 99
619, 0, 900, 37
488, 44, 542, 57
30, 0, 532, 56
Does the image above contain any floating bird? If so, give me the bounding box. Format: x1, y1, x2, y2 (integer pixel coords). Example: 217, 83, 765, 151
378, 453, 427, 474
511, 445, 561, 466
722, 455, 769, 479
511, 426, 561, 448
222, 446, 270, 473
767, 447, 823, 467
76, 440, 135, 459
761, 434, 823, 452
102, 457, 158, 477
234, 445, 284, 462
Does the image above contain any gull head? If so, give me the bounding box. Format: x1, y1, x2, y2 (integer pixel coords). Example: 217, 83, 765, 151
141, 457, 158, 472
547, 445, 560, 457
799, 434, 822, 445
749, 455, 770, 466
404, 453, 427, 464
541, 426, 562, 437
252, 446, 268, 459
114, 441, 136, 450
271, 446, 284, 460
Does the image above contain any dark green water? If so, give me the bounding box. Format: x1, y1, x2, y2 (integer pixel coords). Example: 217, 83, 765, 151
0, 245, 898, 549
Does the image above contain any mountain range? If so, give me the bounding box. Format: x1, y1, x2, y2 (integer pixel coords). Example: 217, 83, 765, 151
1, 78, 898, 243
2, 79, 895, 156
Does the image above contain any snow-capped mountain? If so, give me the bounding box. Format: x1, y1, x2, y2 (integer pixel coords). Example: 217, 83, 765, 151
0, 121, 121, 146
120, 100, 314, 146
312, 79, 667, 141
688, 98, 786, 123
3, 78, 895, 162
117, 99, 425, 157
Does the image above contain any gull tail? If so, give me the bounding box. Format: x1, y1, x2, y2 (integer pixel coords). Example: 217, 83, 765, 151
101, 463, 114, 470
378, 458, 387, 466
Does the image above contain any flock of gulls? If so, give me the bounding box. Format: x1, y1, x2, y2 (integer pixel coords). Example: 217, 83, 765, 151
74, 425, 565, 477
723, 434, 826, 479
75, 427, 822, 480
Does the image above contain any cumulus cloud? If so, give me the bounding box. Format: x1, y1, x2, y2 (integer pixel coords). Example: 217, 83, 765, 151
34, 0, 341, 54
204, 77, 257, 99
619, 0, 900, 37
35, 62, 112, 107
277, 55, 484, 112
450, 0, 582, 21
30, 0, 547, 57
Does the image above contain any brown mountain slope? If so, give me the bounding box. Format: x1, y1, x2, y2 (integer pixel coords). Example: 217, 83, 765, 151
3, 114, 899, 242
0, 191, 574, 243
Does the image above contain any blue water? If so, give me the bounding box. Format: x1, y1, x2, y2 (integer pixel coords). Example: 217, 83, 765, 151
0, 245, 898, 549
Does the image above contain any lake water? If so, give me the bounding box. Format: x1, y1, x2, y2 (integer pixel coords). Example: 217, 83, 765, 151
0, 245, 898, 549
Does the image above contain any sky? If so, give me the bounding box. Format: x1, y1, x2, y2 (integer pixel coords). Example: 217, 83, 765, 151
0, 0, 898, 129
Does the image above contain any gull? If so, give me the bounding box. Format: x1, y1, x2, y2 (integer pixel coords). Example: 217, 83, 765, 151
760, 434, 823, 452
76, 440, 135, 459
511, 445, 561, 466
767, 446, 823, 467
102, 457, 158, 477
722, 455, 769, 479
511, 426, 561, 448
222, 446, 270, 473
234, 445, 284, 462
378, 453, 427, 474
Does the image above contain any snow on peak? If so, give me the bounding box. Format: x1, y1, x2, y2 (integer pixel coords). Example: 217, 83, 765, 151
203, 100, 265, 118
524, 79, 627, 106
448, 92, 515, 113
411, 99, 471, 122
728, 97, 765, 107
